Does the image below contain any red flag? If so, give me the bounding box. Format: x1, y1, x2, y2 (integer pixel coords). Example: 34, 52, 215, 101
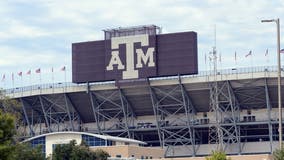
27, 70, 31, 75
265, 49, 268, 56
18, 71, 22, 77
35, 68, 41, 73
1, 74, 5, 82
245, 50, 252, 58
61, 66, 66, 71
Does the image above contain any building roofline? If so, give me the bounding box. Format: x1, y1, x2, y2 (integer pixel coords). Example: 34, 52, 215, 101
22, 131, 147, 145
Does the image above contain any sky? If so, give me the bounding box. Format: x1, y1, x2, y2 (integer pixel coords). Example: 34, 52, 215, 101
0, 0, 284, 89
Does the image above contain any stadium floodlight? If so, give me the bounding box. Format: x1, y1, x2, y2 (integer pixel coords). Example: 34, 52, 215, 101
261, 18, 282, 148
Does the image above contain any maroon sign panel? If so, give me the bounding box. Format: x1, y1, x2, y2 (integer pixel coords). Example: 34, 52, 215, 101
72, 31, 198, 83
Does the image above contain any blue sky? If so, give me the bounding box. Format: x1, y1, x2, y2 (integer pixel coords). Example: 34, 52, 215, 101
0, 0, 284, 88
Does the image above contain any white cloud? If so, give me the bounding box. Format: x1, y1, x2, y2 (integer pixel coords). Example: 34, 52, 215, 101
0, 19, 50, 39
0, 0, 284, 88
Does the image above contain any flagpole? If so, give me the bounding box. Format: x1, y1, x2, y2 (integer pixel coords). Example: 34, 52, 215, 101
3, 79, 5, 90
64, 67, 67, 92
12, 73, 14, 88
39, 69, 42, 94
235, 52, 237, 67
52, 67, 54, 93
219, 52, 222, 71
12, 73, 14, 96
266, 49, 269, 67
250, 53, 253, 78
205, 53, 207, 73
2, 74, 6, 90
21, 75, 23, 96
28, 70, 31, 95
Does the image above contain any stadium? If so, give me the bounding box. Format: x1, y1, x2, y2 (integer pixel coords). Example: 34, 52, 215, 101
3, 25, 282, 159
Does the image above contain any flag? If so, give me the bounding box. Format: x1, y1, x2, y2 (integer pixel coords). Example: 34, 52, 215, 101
12, 73, 14, 81
280, 49, 284, 53
61, 66, 66, 71
35, 68, 41, 73
1, 74, 5, 82
27, 70, 31, 75
234, 51, 237, 61
245, 50, 252, 58
205, 54, 207, 64
18, 71, 22, 77
265, 49, 268, 56
51, 67, 54, 73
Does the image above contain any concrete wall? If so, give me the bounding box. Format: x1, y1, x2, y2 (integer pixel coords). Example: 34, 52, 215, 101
165, 141, 276, 157
158, 154, 272, 160
45, 133, 82, 157
93, 145, 164, 159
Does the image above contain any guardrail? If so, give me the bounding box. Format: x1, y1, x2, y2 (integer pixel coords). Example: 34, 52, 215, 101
3, 65, 281, 95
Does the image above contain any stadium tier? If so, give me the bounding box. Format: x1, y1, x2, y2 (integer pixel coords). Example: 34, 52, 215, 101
3, 25, 283, 158
5, 67, 284, 157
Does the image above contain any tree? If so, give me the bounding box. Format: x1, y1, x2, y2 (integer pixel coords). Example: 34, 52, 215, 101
8, 143, 45, 160
0, 90, 45, 160
0, 110, 16, 160
206, 151, 231, 160
52, 140, 110, 160
273, 147, 284, 160
94, 149, 109, 160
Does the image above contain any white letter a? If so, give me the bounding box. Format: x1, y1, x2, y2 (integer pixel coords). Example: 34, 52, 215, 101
106, 51, 125, 70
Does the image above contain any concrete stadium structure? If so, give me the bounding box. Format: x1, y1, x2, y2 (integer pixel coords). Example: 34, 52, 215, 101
5, 66, 283, 157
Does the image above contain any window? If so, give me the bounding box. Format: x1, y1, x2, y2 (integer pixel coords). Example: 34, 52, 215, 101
30, 136, 46, 156
107, 140, 113, 146
116, 155, 122, 158
141, 156, 144, 159
150, 156, 153, 159
82, 134, 107, 146
247, 110, 251, 115
131, 155, 135, 157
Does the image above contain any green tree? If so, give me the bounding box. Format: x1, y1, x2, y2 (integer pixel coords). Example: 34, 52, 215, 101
206, 151, 231, 160
0, 90, 45, 160
8, 143, 45, 160
94, 149, 109, 160
52, 140, 109, 160
0, 110, 16, 160
273, 147, 284, 160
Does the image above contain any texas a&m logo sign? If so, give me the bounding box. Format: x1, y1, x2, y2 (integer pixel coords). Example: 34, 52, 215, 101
72, 31, 198, 83
106, 34, 156, 80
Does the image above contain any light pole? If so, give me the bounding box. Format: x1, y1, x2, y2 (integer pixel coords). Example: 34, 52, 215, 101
261, 18, 282, 148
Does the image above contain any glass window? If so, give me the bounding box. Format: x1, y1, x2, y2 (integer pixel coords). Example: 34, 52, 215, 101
30, 136, 46, 156
82, 134, 107, 146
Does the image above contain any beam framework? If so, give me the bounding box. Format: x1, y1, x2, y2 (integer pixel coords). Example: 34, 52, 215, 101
149, 77, 197, 157
209, 81, 241, 154
88, 89, 136, 138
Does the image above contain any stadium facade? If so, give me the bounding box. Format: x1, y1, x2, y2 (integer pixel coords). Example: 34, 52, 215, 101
4, 25, 283, 158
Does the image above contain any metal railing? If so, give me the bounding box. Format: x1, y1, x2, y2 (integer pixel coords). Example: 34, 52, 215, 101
3, 65, 281, 95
